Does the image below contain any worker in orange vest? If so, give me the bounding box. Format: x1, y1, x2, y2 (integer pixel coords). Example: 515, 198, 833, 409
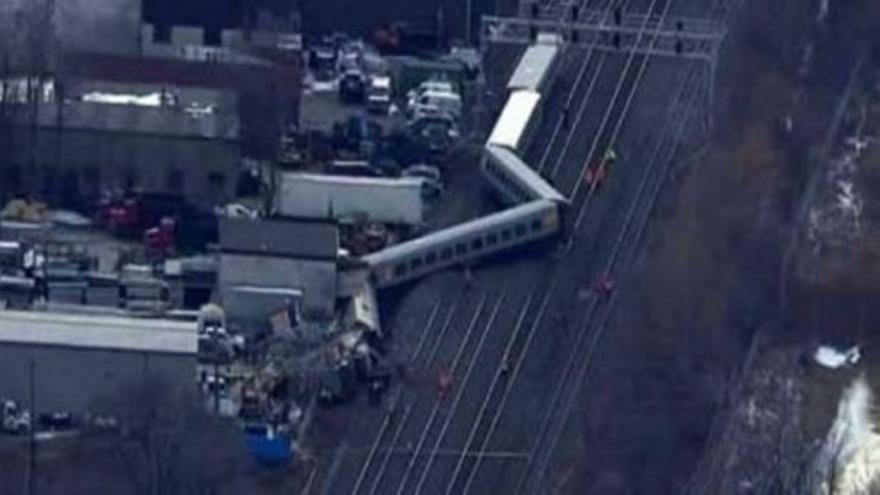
603, 148, 618, 167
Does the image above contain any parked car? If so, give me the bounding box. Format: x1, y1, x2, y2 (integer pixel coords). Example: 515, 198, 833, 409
410, 113, 459, 154
332, 115, 383, 156
367, 75, 392, 114
339, 70, 367, 104
309, 45, 338, 82
406, 80, 457, 109
407, 89, 462, 121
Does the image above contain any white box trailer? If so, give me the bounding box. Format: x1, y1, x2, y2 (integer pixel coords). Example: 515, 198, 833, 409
275, 173, 426, 225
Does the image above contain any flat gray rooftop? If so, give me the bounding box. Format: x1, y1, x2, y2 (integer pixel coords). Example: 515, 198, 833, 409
220, 217, 339, 261
0, 310, 197, 355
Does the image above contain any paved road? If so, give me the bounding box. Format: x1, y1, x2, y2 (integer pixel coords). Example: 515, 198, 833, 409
308, 0, 716, 492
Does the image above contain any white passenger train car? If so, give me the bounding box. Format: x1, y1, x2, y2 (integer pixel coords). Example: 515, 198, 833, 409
506, 33, 562, 94
365, 200, 561, 289
482, 144, 567, 205
487, 90, 542, 153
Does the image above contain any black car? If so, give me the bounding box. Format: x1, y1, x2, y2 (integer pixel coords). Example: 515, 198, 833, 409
309, 45, 338, 82
339, 70, 366, 104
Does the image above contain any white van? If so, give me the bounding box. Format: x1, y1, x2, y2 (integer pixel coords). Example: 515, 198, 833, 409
367, 75, 392, 114
408, 80, 455, 100
407, 81, 455, 109
408, 89, 462, 121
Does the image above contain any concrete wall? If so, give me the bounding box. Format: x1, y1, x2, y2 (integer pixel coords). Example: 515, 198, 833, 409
219, 254, 336, 325
10, 128, 240, 209
171, 26, 206, 46
0, 344, 194, 414
55, 0, 143, 56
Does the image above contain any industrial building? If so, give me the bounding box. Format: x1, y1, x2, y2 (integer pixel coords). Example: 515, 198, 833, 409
218, 217, 338, 331
4, 80, 241, 209
0, 0, 143, 59
0, 309, 197, 414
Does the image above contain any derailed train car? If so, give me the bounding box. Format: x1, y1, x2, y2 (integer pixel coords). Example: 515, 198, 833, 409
364, 32, 566, 289
365, 200, 561, 289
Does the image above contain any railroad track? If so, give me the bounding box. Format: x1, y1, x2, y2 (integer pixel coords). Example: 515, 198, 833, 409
508, 0, 743, 491
533, 2, 625, 175
517, 63, 705, 494
314, 0, 727, 491
564, 0, 673, 230
354, 295, 474, 495
359, 266, 556, 495
308, 296, 454, 494
443, 2, 686, 492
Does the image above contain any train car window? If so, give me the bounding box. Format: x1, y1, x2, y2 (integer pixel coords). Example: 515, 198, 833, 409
411, 258, 424, 270
531, 219, 543, 232
515, 224, 527, 237
455, 243, 467, 255
471, 238, 484, 250
426, 251, 438, 264
487, 233, 498, 246
502, 229, 512, 241
441, 247, 453, 260
394, 264, 408, 276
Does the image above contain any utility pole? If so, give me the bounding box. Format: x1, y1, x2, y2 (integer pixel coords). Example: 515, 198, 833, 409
213, 360, 220, 415
436, 0, 445, 52
27, 358, 36, 495
466, 0, 473, 45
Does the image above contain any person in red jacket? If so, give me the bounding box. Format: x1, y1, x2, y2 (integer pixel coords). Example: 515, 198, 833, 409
593, 273, 615, 299
436, 368, 453, 400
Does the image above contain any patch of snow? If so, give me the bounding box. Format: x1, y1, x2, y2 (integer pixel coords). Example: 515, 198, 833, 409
817, 0, 830, 23
807, 135, 867, 252
81, 92, 166, 107
814, 346, 861, 369
837, 180, 861, 215
184, 103, 214, 117
845, 136, 870, 153
814, 376, 880, 494
49, 210, 92, 228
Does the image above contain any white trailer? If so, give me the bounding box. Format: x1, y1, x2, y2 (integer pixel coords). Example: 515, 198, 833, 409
275, 173, 426, 225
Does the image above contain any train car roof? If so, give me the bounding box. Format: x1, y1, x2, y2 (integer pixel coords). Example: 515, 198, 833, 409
363, 199, 556, 265
484, 144, 567, 203
507, 43, 559, 92
487, 90, 541, 150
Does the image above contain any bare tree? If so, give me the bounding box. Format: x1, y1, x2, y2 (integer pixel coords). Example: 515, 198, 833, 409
92, 375, 250, 495
0, 0, 56, 202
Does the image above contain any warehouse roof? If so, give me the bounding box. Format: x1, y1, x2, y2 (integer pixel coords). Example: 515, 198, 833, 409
17, 80, 241, 140
0, 310, 197, 355
219, 217, 338, 261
